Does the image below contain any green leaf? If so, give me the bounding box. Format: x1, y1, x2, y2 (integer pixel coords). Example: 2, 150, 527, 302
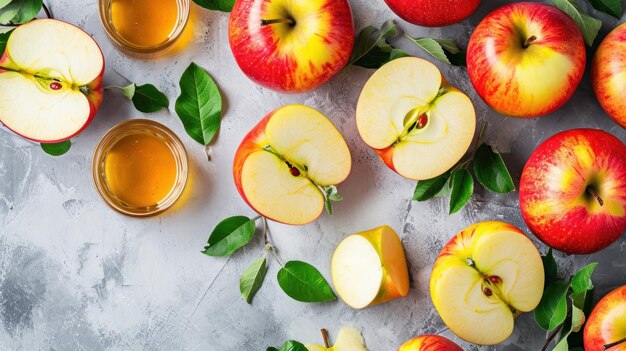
192, 0, 234, 12
240, 256, 267, 304
473, 143, 515, 194
266, 340, 308, 351
130, 84, 169, 113
202, 216, 256, 257
277, 261, 336, 303
0, 0, 11, 8
588, 0, 621, 18
571, 263, 597, 295
0, 0, 42, 25
542, 248, 558, 288
175, 62, 222, 145
405, 36, 466, 66
40, 140, 71, 156
0, 29, 12, 57
551, 0, 602, 46
535, 280, 570, 331
413, 172, 450, 201
553, 302, 585, 351
323, 185, 342, 215
449, 168, 474, 214
348, 20, 404, 69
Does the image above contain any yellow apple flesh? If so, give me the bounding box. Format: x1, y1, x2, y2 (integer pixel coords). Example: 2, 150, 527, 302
332, 226, 409, 309
306, 327, 367, 351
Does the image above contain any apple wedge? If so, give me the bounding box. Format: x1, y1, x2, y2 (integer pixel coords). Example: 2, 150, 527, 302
332, 226, 409, 309
430, 221, 544, 345
0, 19, 104, 143
233, 105, 351, 225
356, 57, 475, 180
306, 327, 367, 351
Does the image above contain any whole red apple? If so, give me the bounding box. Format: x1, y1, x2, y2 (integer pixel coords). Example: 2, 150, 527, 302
584, 285, 626, 351
383, 0, 480, 27
467, 2, 586, 118
520, 129, 626, 254
397, 334, 463, 350
228, 0, 354, 93
592, 22, 626, 129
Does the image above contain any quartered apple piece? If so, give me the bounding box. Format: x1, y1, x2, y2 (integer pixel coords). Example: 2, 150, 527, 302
430, 221, 544, 345
0, 19, 104, 142
356, 57, 475, 180
332, 226, 409, 309
233, 105, 351, 225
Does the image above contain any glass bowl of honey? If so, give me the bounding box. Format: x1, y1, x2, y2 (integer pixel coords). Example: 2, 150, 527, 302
92, 119, 189, 217
98, 0, 190, 57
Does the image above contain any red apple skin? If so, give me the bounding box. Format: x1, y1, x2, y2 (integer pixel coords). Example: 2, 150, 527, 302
520, 129, 626, 254
397, 335, 463, 351
0, 19, 104, 143
592, 22, 626, 129
228, 0, 354, 93
467, 2, 586, 118
384, 0, 480, 27
584, 285, 626, 351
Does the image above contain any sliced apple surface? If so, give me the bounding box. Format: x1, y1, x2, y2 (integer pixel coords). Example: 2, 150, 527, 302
430, 221, 544, 345
0, 19, 104, 142
332, 226, 409, 309
356, 57, 475, 180
234, 105, 351, 225
306, 327, 367, 351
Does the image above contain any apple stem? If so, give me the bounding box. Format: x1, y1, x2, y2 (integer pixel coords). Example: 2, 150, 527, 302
605, 337, 626, 350
586, 186, 604, 206
522, 35, 537, 49
541, 324, 563, 351
260, 18, 295, 26
42, 2, 53, 19
321, 329, 330, 348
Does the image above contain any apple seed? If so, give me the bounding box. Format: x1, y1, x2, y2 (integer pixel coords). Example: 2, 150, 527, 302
50, 82, 62, 90
489, 275, 502, 284
483, 287, 492, 297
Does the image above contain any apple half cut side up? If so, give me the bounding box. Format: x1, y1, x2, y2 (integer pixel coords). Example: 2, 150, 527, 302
0, 19, 104, 143
332, 226, 409, 309
430, 221, 544, 345
356, 57, 476, 180
234, 105, 351, 225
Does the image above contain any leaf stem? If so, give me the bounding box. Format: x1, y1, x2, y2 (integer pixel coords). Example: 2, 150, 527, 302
456, 121, 488, 170
541, 324, 563, 351
321, 329, 330, 348
42, 2, 52, 19
605, 337, 626, 350
205, 145, 212, 162
260, 217, 284, 268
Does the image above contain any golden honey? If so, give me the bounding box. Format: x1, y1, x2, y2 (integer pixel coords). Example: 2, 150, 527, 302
110, 0, 180, 48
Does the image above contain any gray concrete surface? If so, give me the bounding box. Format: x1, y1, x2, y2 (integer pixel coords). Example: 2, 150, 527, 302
1, 0, 625, 350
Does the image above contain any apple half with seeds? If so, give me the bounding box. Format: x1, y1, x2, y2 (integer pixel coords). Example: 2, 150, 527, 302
356, 57, 476, 180
233, 105, 351, 225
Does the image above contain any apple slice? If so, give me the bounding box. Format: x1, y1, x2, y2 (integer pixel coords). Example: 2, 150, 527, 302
306, 327, 367, 351
430, 221, 544, 345
332, 226, 409, 309
356, 57, 475, 180
0, 19, 104, 143
233, 105, 351, 225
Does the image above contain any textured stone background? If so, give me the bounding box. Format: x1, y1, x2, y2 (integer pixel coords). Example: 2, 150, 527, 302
1, 0, 625, 350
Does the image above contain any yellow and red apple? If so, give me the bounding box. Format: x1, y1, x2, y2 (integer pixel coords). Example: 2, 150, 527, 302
520, 129, 626, 254
331, 225, 409, 309
584, 285, 626, 351
592, 22, 626, 129
228, 0, 354, 93
0, 19, 104, 142
383, 0, 480, 27
233, 105, 351, 225
397, 335, 462, 351
467, 2, 586, 118
430, 221, 544, 345
356, 57, 476, 180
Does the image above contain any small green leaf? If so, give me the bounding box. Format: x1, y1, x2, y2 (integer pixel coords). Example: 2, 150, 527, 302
551, 0, 602, 46
277, 261, 336, 303
348, 20, 405, 69
571, 263, 597, 295
0, 0, 11, 8
266, 340, 308, 351
535, 280, 570, 331
413, 172, 450, 201
390, 48, 410, 60
473, 144, 515, 194
553, 302, 585, 351
120, 83, 169, 113
449, 168, 474, 214
588, 0, 621, 18
192, 0, 234, 12
0, 0, 42, 25
405, 36, 466, 66
542, 248, 558, 287
41, 140, 71, 156
120, 83, 136, 100
323, 185, 342, 215
240, 256, 267, 304
0, 29, 12, 57
175, 62, 222, 145
202, 216, 256, 257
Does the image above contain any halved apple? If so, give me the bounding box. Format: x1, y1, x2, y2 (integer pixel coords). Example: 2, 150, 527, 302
356, 57, 475, 180
430, 221, 544, 345
0, 19, 104, 143
233, 105, 351, 225
332, 226, 409, 309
